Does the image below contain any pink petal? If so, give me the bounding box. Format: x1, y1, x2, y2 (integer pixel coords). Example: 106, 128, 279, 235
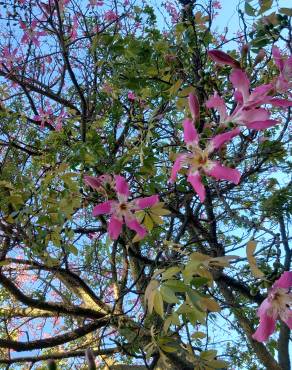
208, 50, 240, 68
246, 120, 278, 130
183, 119, 199, 146
84, 175, 102, 190
209, 128, 240, 151
206, 93, 227, 121
188, 93, 200, 121
108, 215, 123, 240
115, 175, 130, 198
230, 69, 250, 102
257, 297, 271, 317
206, 161, 241, 184
269, 98, 292, 107
170, 154, 186, 182
276, 76, 290, 92
252, 312, 276, 342
240, 108, 270, 123
250, 84, 273, 101
135, 195, 159, 209
272, 46, 284, 72
273, 271, 292, 290
283, 56, 292, 81
92, 201, 114, 216
234, 91, 243, 104
125, 217, 147, 238
187, 171, 206, 202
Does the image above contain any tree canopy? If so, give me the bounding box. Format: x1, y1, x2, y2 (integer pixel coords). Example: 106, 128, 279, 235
0, 0, 291, 369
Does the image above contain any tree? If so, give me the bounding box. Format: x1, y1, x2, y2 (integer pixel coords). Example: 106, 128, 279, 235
0, 0, 291, 369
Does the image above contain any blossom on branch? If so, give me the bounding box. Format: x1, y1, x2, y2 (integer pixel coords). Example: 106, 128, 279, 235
170, 114, 241, 203
206, 68, 292, 130
252, 271, 292, 342
19, 20, 46, 47
91, 175, 159, 240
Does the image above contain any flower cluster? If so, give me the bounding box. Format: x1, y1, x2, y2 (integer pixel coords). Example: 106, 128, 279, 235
169, 48, 292, 203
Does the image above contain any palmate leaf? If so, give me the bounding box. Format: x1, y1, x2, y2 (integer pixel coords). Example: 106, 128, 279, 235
135, 201, 170, 234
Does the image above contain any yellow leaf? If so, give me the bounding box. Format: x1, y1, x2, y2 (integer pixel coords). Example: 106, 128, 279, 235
147, 289, 156, 314
246, 240, 265, 279
163, 316, 172, 332
153, 290, 164, 317
144, 214, 154, 231
150, 213, 164, 225
209, 255, 238, 267
201, 297, 221, 312
178, 86, 196, 98
151, 204, 171, 216
161, 266, 181, 280
208, 359, 230, 368
132, 233, 144, 243
191, 331, 206, 339
145, 280, 159, 306
190, 252, 211, 262
167, 79, 183, 96
197, 266, 213, 283
160, 286, 179, 304
200, 350, 217, 360
134, 210, 145, 222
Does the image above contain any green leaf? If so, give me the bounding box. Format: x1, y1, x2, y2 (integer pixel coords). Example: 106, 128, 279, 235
161, 266, 181, 280
191, 331, 206, 339
201, 349, 217, 360
160, 286, 179, 304
245, 2, 256, 16
258, 0, 273, 15
164, 279, 187, 292
208, 359, 230, 368
168, 79, 183, 96
279, 7, 292, 16
66, 244, 78, 256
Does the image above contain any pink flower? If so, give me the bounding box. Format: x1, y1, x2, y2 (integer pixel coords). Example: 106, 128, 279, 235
1, 47, 19, 69
104, 11, 119, 22
19, 20, 46, 47
272, 46, 292, 93
34, 106, 54, 129
188, 93, 200, 122
212, 0, 222, 9
170, 104, 241, 203
88, 0, 104, 7
70, 15, 79, 41
252, 271, 292, 342
208, 49, 240, 69
84, 174, 113, 190
55, 109, 67, 131
128, 91, 136, 101
206, 68, 292, 130
164, 2, 180, 24
92, 175, 159, 240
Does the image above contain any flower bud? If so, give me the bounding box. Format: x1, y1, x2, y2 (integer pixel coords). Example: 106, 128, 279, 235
241, 44, 249, 58
254, 49, 266, 66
